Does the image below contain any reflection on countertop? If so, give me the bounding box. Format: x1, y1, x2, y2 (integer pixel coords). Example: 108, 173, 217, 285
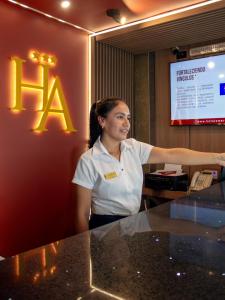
1, 182, 225, 299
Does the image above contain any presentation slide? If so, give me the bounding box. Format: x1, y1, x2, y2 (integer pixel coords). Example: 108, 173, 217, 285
170, 54, 225, 125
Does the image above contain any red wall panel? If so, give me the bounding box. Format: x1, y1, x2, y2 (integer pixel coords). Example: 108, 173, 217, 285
0, 2, 88, 256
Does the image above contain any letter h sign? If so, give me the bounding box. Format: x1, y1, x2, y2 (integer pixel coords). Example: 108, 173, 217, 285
10, 51, 76, 133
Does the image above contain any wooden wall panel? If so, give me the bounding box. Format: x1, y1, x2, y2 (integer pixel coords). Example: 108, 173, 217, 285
190, 125, 225, 152
189, 125, 225, 175
133, 54, 151, 172
94, 41, 134, 135
134, 54, 150, 143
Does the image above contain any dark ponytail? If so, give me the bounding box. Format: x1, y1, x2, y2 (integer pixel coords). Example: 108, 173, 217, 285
89, 97, 124, 148
89, 102, 102, 148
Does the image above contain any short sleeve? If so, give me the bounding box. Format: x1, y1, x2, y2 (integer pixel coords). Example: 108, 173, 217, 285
133, 139, 154, 164
72, 156, 96, 190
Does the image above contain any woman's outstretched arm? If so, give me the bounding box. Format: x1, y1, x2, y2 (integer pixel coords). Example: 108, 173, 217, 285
148, 146, 225, 166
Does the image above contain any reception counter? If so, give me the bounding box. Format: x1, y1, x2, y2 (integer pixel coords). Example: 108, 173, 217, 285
1, 182, 225, 299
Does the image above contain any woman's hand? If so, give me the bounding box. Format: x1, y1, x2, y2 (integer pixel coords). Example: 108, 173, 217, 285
215, 153, 225, 166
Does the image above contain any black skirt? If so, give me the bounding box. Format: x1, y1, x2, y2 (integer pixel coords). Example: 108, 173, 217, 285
89, 214, 127, 230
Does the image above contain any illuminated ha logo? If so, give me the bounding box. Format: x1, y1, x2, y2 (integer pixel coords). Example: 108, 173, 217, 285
10, 50, 76, 133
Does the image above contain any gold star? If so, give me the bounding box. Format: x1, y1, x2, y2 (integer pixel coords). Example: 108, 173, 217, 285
29, 50, 40, 62
41, 54, 49, 63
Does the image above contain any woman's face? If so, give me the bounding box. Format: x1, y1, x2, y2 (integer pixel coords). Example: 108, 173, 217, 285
99, 101, 131, 142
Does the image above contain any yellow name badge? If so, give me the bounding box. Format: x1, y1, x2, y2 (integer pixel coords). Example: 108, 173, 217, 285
104, 171, 118, 180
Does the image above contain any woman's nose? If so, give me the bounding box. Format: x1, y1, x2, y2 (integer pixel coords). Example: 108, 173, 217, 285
124, 118, 130, 126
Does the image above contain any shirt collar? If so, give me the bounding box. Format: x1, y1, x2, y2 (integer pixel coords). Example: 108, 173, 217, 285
92, 136, 132, 157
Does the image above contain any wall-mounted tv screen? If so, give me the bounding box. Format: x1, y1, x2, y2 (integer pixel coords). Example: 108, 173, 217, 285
170, 54, 225, 125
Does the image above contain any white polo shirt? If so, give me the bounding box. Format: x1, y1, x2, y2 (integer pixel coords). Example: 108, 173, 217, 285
72, 138, 153, 216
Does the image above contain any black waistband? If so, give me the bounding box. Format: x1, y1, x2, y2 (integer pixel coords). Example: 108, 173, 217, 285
89, 214, 127, 230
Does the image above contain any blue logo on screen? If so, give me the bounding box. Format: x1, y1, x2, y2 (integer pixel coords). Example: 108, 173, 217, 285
220, 83, 225, 95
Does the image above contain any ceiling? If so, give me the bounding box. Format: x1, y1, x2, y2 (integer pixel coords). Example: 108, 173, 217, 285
4, 0, 214, 32
4, 0, 225, 53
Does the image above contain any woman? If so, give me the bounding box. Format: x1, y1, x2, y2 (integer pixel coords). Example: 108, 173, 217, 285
72, 97, 225, 233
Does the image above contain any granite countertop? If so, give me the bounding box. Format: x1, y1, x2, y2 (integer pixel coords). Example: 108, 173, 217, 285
1, 182, 225, 299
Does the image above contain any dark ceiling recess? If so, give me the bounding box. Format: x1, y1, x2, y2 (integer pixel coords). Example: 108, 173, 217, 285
172, 47, 187, 59
106, 9, 122, 24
